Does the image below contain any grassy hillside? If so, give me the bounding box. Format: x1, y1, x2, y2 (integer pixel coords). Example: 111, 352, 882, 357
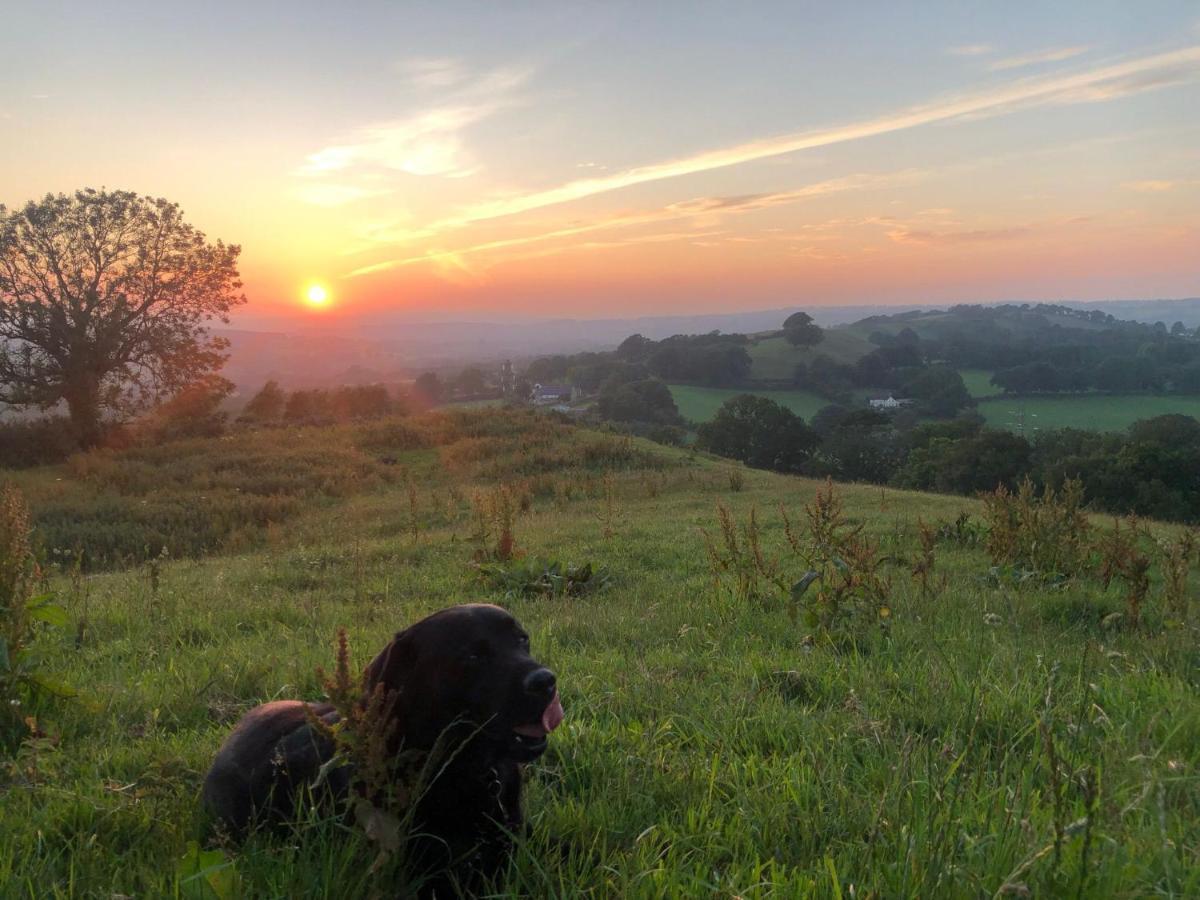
748, 329, 875, 380
669, 384, 828, 424
2, 410, 1197, 898
978, 394, 1200, 433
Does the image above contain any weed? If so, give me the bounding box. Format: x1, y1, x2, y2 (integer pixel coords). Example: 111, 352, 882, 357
701, 503, 774, 605
404, 472, 420, 543
982, 478, 1091, 579
470, 484, 522, 561
911, 518, 940, 598
475, 558, 612, 600
703, 480, 891, 642
308, 630, 427, 882
596, 471, 622, 538
641, 473, 663, 499
935, 511, 985, 549
784, 479, 892, 639
727, 468, 746, 492
1097, 518, 1152, 628
1157, 529, 1196, 623
1, 486, 70, 752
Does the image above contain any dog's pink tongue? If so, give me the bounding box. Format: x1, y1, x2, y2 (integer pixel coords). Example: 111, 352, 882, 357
542, 690, 564, 733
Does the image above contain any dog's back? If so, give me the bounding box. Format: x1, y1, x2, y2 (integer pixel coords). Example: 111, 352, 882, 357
202, 700, 344, 834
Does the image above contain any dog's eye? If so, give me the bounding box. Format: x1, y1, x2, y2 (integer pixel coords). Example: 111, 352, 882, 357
465, 642, 491, 663
517, 633, 530, 648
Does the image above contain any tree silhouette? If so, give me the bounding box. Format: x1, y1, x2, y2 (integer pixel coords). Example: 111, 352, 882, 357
782, 311, 823, 347
0, 189, 245, 445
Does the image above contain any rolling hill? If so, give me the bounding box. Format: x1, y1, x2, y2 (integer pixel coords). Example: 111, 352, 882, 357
3, 409, 1196, 897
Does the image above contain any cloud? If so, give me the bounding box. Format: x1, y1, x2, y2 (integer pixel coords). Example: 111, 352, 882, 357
294, 64, 531, 201
349, 171, 918, 276
359, 45, 1200, 243
1123, 179, 1199, 192
296, 107, 488, 178
947, 44, 994, 57
397, 57, 467, 89
887, 227, 1030, 245
989, 46, 1091, 71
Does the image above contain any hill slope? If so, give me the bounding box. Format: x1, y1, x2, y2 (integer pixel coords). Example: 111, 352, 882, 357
4, 411, 1197, 897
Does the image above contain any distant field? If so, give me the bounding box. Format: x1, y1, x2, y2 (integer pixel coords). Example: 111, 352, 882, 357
748, 329, 874, 380
669, 384, 828, 423
978, 393, 1200, 433
959, 369, 998, 399
444, 397, 505, 409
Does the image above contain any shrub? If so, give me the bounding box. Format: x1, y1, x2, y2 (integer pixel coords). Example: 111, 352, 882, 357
237, 380, 286, 423
134, 374, 233, 443
0, 417, 79, 468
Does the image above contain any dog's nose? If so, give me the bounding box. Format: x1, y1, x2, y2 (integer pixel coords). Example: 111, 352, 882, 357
523, 667, 556, 698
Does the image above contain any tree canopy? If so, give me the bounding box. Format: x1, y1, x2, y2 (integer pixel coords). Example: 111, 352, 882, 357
0, 189, 245, 445
696, 394, 818, 472
782, 311, 823, 347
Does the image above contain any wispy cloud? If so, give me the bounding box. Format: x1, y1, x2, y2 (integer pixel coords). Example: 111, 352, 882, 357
887, 226, 1030, 245
349, 171, 917, 276
294, 64, 531, 203
947, 44, 994, 57
359, 45, 1200, 244
1123, 178, 1200, 192
295, 107, 488, 179
397, 57, 468, 89
989, 45, 1091, 71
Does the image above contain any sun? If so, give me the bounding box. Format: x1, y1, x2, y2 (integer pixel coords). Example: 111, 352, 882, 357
304, 283, 330, 307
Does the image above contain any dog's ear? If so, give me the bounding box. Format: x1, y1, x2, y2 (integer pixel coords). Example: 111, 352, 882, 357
363, 628, 414, 694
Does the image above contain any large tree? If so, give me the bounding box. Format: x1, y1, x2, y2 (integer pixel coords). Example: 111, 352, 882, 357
0, 189, 245, 445
782, 311, 823, 347
695, 394, 818, 472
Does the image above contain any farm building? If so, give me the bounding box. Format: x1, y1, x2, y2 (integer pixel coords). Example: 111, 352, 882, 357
869, 396, 914, 409
531, 383, 576, 405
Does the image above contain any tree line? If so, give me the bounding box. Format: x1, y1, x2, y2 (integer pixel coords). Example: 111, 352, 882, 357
695, 394, 1200, 524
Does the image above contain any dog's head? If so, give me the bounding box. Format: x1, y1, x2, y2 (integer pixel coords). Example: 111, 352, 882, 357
363, 604, 563, 763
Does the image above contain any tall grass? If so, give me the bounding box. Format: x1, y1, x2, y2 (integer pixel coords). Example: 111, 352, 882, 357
0, 412, 1196, 897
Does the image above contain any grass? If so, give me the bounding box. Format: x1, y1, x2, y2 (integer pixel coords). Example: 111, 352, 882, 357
977, 393, 1200, 433
959, 369, 999, 399
1, 410, 1198, 898
748, 329, 875, 380
668, 384, 828, 424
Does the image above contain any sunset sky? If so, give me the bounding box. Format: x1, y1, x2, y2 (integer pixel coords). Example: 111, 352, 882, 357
3, 1, 1198, 326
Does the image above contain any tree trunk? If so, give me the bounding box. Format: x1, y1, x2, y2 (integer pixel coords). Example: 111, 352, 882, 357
63, 374, 103, 448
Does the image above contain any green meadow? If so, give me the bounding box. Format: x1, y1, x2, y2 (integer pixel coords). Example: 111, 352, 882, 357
747, 330, 875, 381
668, 385, 828, 424
959, 369, 1000, 400
977, 393, 1200, 434
2, 409, 1197, 898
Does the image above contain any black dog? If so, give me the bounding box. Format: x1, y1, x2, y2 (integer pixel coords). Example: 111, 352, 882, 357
202, 604, 563, 894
